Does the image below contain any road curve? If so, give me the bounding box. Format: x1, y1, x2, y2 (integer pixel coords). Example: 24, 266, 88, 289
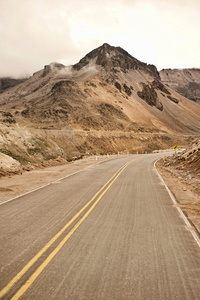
0, 153, 200, 300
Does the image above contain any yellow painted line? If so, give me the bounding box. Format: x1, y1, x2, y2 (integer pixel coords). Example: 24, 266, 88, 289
0, 159, 134, 299
11, 160, 133, 300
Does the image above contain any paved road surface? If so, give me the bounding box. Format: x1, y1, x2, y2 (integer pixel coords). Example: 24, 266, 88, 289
0, 153, 200, 299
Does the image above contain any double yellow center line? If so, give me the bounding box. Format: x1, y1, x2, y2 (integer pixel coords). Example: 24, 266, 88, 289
0, 159, 134, 300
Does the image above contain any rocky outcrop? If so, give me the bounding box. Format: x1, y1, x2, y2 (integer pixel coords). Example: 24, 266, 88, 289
123, 84, 132, 96
114, 82, 132, 96
167, 95, 179, 104
152, 79, 171, 95
137, 83, 163, 111
0, 111, 16, 123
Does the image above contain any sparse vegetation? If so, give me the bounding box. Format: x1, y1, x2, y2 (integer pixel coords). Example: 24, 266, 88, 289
0, 148, 28, 164
27, 148, 41, 155
44, 155, 57, 161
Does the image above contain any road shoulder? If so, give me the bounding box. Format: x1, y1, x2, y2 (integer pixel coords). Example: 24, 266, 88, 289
156, 162, 200, 235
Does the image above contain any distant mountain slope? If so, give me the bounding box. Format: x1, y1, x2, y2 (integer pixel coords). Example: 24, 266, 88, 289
0, 77, 27, 93
160, 68, 200, 103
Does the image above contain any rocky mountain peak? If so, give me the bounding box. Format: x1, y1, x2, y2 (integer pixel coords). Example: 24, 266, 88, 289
73, 43, 160, 79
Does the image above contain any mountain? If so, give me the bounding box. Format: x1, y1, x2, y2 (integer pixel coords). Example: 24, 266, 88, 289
0, 43, 200, 166
160, 68, 200, 103
73, 43, 160, 78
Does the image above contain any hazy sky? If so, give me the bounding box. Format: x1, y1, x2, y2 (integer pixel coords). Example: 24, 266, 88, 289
0, 0, 199, 78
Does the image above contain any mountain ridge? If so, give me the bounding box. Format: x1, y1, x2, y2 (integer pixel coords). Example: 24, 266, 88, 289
0, 43, 200, 166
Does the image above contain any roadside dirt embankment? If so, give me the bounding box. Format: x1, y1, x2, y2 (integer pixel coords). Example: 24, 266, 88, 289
156, 139, 200, 234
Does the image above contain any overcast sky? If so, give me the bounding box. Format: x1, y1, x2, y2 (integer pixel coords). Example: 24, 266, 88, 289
0, 0, 199, 78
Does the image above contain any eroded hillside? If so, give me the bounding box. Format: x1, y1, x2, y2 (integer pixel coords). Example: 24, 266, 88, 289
0, 44, 200, 169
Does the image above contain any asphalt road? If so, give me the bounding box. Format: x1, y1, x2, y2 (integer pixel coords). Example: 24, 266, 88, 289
0, 153, 200, 300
